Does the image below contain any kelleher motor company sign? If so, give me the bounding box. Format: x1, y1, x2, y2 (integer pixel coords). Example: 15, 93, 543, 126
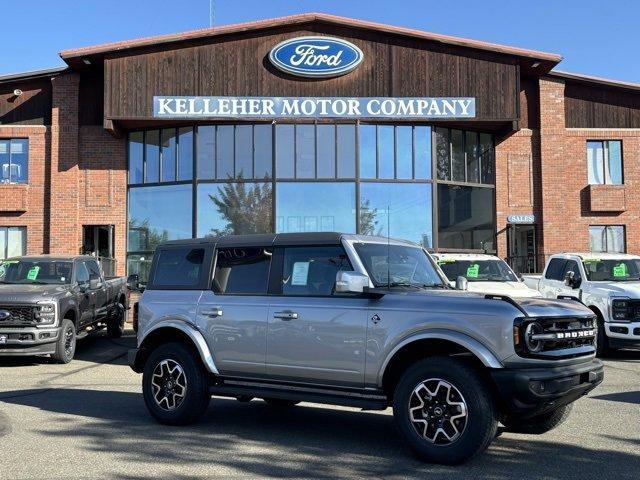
153, 96, 476, 119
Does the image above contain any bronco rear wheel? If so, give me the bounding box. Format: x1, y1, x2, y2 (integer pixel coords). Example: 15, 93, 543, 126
393, 357, 498, 464
142, 342, 211, 425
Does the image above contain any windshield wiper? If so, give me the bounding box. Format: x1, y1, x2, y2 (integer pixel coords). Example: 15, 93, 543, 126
385, 282, 449, 289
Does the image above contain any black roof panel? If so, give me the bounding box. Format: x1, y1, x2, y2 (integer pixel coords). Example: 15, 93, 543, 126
159, 232, 344, 248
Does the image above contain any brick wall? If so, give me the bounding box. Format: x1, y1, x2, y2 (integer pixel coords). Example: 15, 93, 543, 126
0, 125, 48, 255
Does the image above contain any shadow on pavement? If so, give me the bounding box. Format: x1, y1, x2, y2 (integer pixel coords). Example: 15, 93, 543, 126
592, 390, 640, 405
1, 387, 638, 479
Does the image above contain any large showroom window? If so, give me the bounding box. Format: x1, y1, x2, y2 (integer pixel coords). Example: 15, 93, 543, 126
127, 123, 495, 279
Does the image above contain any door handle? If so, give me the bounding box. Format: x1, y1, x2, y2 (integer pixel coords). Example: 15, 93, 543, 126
201, 307, 223, 318
273, 311, 298, 320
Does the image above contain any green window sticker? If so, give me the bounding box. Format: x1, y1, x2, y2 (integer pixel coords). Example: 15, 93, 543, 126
613, 263, 628, 278
466, 264, 480, 278
437, 258, 456, 265
27, 266, 40, 281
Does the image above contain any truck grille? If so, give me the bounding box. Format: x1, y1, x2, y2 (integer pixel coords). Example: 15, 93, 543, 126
515, 316, 596, 359
0, 305, 38, 326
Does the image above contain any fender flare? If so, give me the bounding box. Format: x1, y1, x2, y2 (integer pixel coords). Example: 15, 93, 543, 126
377, 329, 503, 387
141, 319, 219, 375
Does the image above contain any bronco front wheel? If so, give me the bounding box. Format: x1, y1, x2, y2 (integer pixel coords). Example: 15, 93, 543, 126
142, 342, 211, 425
393, 357, 498, 464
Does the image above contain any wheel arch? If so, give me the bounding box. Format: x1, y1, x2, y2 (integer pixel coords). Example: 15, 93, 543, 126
379, 332, 502, 397
136, 321, 219, 375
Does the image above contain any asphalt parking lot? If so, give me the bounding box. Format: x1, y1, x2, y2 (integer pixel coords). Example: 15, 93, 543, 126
0, 328, 638, 480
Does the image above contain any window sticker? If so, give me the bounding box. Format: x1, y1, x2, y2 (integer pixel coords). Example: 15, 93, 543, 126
466, 264, 480, 278
437, 258, 456, 264
27, 266, 40, 280
291, 262, 310, 286
613, 263, 628, 278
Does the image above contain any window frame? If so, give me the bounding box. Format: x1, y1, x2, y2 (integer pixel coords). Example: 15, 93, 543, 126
0, 226, 27, 259
589, 225, 626, 253
0, 138, 29, 184
587, 140, 623, 185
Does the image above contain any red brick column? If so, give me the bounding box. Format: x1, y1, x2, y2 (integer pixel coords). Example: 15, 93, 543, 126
49, 73, 80, 255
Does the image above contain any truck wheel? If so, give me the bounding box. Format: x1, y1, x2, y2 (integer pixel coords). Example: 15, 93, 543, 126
502, 404, 573, 434
392, 357, 498, 465
51, 318, 76, 364
142, 342, 211, 425
595, 317, 611, 357
107, 302, 125, 339
263, 398, 300, 407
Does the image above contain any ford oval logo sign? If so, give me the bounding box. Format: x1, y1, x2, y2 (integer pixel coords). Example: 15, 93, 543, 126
0, 310, 11, 320
269, 36, 364, 78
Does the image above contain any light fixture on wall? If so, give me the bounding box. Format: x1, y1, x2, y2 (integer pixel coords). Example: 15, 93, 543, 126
13, 89, 23, 97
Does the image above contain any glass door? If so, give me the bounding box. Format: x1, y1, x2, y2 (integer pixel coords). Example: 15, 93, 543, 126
507, 224, 537, 273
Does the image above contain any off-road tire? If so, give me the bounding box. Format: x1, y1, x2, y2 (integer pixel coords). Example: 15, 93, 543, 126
51, 318, 76, 364
107, 302, 125, 339
263, 398, 300, 407
502, 404, 573, 435
142, 342, 211, 425
393, 357, 498, 465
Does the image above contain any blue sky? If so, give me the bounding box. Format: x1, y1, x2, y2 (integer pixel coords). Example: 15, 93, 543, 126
1, 0, 638, 82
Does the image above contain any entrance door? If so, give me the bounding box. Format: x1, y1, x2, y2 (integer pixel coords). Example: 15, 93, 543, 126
82, 225, 115, 276
507, 224, 537, 273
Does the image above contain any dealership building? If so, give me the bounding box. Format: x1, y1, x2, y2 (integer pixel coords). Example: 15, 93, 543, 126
1, 12, 639, 279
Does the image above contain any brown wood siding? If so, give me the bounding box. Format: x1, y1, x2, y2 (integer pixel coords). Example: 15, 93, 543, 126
565, 82, 640, 128
0, 79, 52, 125
519, 76, 540, 129
104, 25, 519, 122
79, 69, 105, 125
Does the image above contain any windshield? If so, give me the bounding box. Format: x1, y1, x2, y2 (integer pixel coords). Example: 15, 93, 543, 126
353, 243, 445, 288
0, 260, 72, 285
582, 258, 640, 281
437, 258, 518, 282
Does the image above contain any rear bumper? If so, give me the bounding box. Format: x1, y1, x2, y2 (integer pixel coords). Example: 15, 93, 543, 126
0, 326, 60, 356
491, 358, 604, 416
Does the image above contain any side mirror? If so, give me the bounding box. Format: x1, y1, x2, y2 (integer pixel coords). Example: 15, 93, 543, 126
335, 271, 370, 294
564, 271, 575, 287
89, 278, 101, 290
455, 276, 469, 291
126, 274, 140, 291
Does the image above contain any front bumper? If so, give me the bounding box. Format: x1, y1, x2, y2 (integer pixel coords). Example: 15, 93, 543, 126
491, 358, 604, 416
0, 326, 61, 356
606, 321, 640, 349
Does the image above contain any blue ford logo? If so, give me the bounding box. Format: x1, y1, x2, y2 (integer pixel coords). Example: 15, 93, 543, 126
269, 36, 364, 78
0, 310, 10, 320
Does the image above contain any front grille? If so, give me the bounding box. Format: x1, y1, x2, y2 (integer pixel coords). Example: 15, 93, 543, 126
515, 316, 596, 359
0, 305, 38, 326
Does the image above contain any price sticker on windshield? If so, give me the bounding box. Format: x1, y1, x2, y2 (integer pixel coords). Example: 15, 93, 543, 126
613, 263, 628, 278
26, 266, 40, 280
466, 264, 480, 278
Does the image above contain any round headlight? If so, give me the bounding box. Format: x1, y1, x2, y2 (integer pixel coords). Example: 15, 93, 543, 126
524, 322, 544, 353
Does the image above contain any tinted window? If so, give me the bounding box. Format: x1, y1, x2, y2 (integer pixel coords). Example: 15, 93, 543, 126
213, 247, 272, 295
85, 260, 102, 280
545, 258, 567, 280
76, 262, 90, 283
281, 246, 352, 296
153, 248, 205, 287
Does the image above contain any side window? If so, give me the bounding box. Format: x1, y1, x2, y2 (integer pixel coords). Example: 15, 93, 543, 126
152, 248, 205, 288
563, 260, 582, 281
213, 247, 272, 295
281, 246, 352, 296
545, 258, 567, 280
76, 262, 90, 283
85, 260, 102, 280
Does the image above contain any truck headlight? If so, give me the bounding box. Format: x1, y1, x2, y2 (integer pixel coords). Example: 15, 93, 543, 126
35, 302, 57, 325
611, 298, 633, 322
524, 322, 544, 353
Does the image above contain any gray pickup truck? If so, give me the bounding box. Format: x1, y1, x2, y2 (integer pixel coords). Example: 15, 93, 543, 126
0, 255, 131, 363
128, 233, 603, 464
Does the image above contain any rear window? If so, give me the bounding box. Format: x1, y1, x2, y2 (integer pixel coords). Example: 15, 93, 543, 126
544, 258, 567, 280
152, 248, 205, 288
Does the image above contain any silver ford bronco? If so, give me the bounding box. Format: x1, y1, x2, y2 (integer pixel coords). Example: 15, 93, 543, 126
128, 233, 603, 464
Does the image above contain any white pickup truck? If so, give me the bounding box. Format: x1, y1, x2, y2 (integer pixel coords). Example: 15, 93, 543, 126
523, 252, 640, 356
432, 253, 541, 298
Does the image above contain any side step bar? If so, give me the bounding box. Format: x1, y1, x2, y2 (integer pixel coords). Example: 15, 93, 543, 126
209, 380, 388, 410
